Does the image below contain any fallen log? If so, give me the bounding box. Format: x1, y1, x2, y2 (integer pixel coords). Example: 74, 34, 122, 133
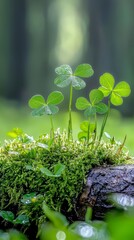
76, 164, 134, 220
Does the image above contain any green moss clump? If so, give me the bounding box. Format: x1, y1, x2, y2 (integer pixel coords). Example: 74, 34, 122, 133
0, 131, 132, 229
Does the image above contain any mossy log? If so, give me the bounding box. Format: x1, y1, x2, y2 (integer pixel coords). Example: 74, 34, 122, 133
76, 164, 134, 220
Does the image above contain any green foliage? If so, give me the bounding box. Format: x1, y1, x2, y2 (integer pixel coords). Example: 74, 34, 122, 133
28, 91, 64, 137
0, 230, 27, 240
0, 131, 132, 233
1, 203, 134, 240
0, 211, 29, 225
98, 73, 131, 141
76, 89, 108, 117
40, 163, 65, 178
54, 64, 94, 139
76, 89, 108, 142
0, 63, 132, 238
99, 73, 131, 106
28, 64, 131, 144
54, 64, 94, 89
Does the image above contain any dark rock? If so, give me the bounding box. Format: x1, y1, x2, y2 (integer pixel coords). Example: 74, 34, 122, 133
77, 165, 134, 220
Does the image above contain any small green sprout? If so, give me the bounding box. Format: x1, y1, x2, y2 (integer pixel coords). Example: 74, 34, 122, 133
40, 163, 65, 178
7, 128, 23, 138
78, 120, 95, 142
0, 210, 29, 225
98, 73, 131, 141
54, 64, 94, 139
21, 192, 44, 204
76, 89, 108, 142
28, 91, 64, 138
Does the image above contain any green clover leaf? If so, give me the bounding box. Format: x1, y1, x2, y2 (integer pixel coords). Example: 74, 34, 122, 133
47, 91, 64, 105
74, 64, 94, 78
0, 211, 14, 223
54, 64, 94, 90
78, 120, 96, 141
28, 95, 45, 108
75, 97, 90, 110
28, 91, 64, 116
76, 89, 108, 117
42, 203, 69, 228
99, 73, 131, 106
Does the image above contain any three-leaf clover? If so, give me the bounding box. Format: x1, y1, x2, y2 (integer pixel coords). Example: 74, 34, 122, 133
28, 91, 64, 138
76, 89, 108, 117
54, 64, 94, 140
54, 64, 94, 90
99, 73, 131, 106
28, 91, 64, 116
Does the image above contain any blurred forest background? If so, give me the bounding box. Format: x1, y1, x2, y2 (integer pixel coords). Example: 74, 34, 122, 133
0, 0, 134, 152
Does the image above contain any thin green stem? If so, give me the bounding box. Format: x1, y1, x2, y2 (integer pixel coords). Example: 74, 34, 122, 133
68, 84, 73, 140
87, 118, 90, 143
50, 115, 54, 138
94, 113, 97, 141
99, 99, 111, 141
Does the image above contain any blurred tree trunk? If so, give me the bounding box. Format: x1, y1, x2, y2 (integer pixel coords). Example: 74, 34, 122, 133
0, 0, 11, 97
85, 0, 134, 115
25, 0, 58, 100
86, 0, 116, 83
114, 0, 134, 116
6, 0, 27, 101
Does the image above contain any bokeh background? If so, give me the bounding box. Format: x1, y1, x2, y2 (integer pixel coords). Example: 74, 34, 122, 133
0, 0, 134, 153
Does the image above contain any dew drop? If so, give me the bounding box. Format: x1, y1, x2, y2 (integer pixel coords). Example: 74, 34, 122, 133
56, 231, 66, 240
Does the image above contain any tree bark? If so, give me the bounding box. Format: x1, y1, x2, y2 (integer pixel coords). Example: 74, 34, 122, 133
76, 165, 134, 220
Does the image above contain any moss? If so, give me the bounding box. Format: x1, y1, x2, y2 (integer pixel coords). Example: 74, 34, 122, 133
0, 130, 133, 229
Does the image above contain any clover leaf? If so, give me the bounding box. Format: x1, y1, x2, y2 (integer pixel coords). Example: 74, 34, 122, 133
28, 91, 64, 138
0, 211, 14, 223
0, 210, 29, 225
78, 120, 95, 141
99, 73, 131, 106
28, 91, 64, 116
54, 64, 94, 140
54, 64, 94, 90
76, 89, 108, 117
42, 203, 69, 228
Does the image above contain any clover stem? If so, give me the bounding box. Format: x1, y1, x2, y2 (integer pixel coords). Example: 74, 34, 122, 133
50, 115, 54, 138
87, 118, 90, 143
68, 84, 73, 140
94, 113, 97, 141
99, 99, 111, 141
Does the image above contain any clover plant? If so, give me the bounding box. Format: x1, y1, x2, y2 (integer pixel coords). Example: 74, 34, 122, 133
28, 64, 131, 146
0, 211, 29, 225
28, 91, 64, 138
54, 64, 94, 139
76, 73, 131, 143
98, 73, 131, 141
76, 89, 108, 142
